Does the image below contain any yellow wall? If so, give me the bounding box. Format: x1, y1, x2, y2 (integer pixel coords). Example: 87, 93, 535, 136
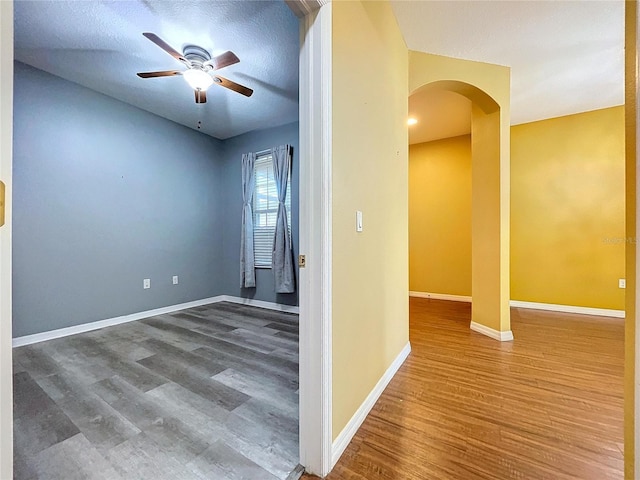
409, 52, 511, 332
471, 107, 505, 330
331, 0, 409, 440
624, 1, 636, 477
511, 107, 625, 310
409, 135, 471, 296
409, 107, 624, 311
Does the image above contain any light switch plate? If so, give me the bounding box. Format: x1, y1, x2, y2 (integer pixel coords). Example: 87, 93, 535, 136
356, 210, 363, 232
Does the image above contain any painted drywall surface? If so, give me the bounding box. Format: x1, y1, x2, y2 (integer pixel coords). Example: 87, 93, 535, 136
410, 108, 624, 310
511, 107, 625, 310
625, 2, 637, 475
0, 2, 13, 477
409, 135, 471, 296
471, 107, 505, 331
409, 53, 510, 106
12, 62, 226, 337
331, 0, 409, 440
409, 51, 511, 333
219, 122, 299, 306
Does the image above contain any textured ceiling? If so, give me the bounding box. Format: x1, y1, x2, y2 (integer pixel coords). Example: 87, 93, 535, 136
14, 0, 299, 140
393, 0, 624, 129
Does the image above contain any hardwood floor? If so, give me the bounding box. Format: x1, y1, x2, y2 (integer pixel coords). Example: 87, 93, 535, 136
13, 302, 300, 480
305, 298, 623, 480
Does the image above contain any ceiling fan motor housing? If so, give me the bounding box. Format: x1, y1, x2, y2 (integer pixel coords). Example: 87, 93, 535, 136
183, 45, 211, 69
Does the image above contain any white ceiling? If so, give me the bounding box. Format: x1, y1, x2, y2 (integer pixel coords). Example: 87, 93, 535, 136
394, 0, 624, 142
14, 0, 299, 140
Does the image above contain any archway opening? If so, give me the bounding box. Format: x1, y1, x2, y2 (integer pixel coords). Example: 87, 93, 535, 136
408, 79, 511, 339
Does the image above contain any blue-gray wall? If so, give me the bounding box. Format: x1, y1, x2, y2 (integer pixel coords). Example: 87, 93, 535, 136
221, 122, 299, 306
13, 62, 298, 337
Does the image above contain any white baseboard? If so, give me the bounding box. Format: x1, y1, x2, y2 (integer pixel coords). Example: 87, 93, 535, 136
219, 295, 299, 314
470, 321, 514, 342
409, 292, 625, 319
409, 291, 471, 303
331, 341, 411, 467
509, 300, 624, 318
13, 295, 299, 347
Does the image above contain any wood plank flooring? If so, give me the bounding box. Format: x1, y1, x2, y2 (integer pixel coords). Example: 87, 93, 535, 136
13, 302, 300, 480
305, 298, 623, 480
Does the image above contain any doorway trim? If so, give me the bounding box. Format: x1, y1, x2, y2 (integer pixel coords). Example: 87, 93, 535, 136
297, 1, 333, 476
0, 1, 13, 478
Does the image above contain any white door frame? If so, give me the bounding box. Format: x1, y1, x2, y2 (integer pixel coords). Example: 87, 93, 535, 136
296, 1, 334, 476
0, 1, 13, 479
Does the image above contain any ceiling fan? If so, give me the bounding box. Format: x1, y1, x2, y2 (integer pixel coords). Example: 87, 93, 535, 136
137, 32, 253, 104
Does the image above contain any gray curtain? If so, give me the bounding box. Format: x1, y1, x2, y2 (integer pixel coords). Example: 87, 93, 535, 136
271, 145, 295, 293
240, 152, 256, 288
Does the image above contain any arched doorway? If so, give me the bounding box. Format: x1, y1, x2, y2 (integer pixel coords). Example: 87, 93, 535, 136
410, 52, 512, 339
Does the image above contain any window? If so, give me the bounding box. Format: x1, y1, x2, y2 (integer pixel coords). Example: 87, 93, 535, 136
253, 153, 291, 268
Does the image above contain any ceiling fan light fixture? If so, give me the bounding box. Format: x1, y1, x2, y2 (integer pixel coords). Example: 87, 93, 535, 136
138, 34, 253, 102
183, 69, 214, 91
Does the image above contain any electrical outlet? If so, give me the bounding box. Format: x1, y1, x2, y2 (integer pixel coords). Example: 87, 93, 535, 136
619, 278, 626, 289
143, 278, 150, 289
172, 275, 179, 285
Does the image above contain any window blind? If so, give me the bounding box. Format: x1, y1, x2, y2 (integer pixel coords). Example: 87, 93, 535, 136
253, 153, 291, 268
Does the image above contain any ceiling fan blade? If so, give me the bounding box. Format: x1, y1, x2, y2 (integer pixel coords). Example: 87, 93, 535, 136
213, 75, 253, 97
205, 51, 240, 70
142, 32, 187, 63
195, 90, 207, 104
137, 70, 183, 78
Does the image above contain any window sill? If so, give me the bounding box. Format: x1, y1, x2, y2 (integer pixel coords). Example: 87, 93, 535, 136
255, 265, 272, 269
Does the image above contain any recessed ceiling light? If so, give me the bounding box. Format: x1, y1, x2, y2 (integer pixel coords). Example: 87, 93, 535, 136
407, 118, 418, 126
